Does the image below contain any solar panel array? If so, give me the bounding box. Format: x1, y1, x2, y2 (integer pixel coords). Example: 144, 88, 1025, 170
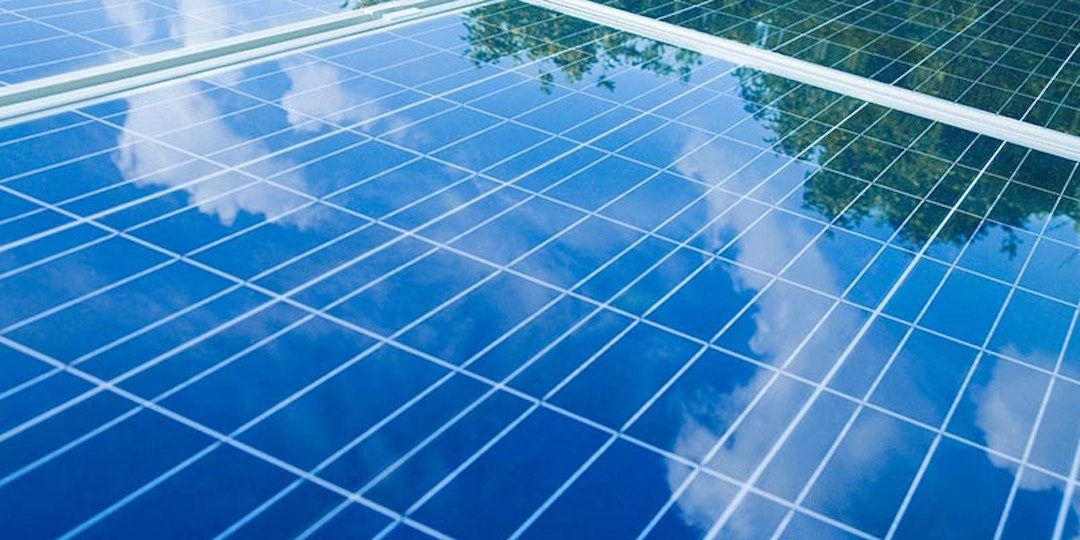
0, 0, 1079, 538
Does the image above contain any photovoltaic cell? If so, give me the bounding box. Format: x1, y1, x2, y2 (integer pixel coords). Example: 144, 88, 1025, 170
0, 1, 1078, 538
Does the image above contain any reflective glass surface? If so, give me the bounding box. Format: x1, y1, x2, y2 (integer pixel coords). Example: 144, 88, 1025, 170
592, 0, 1080, 135
1, 2, 1079, 538
0, 0, 353, 84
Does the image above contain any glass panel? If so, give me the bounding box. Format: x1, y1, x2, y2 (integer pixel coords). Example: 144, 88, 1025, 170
0, 3, 1077, 538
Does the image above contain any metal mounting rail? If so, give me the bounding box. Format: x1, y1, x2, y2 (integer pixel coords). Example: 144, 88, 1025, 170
0, 0, 489, 127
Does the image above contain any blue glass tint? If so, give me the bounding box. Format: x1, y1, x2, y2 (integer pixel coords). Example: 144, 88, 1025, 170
628, 349, 766, 461
893, 439, 1015, 539
0, 410, 212, 538
0, 3, 1077, 538
410, 408, 607, 538
803, 408, 934, 536
870, 329, 979, 426
521, 439, 693, 538
549, 324, 701, 429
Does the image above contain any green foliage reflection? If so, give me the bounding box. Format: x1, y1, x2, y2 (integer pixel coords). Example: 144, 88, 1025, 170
346, 1, 1079, 251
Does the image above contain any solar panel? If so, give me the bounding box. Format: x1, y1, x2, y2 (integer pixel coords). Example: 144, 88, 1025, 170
0, 1, 1078, 538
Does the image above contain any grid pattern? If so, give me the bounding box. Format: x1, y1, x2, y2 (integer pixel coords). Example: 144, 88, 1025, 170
1, 2, 1080, 538
0, 0, 348, 84
589, 0, 1080, 137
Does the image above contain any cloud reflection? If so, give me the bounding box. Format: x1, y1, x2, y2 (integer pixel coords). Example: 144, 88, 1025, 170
97, 0, 400, 228
974, 349, 1057, 492
111, 82, 319, 227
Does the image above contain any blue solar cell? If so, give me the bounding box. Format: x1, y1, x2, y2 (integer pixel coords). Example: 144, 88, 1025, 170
870, 329, 979, 426
513, 216, 643, 289
77, 287, 273, 380
782, 227, 883, 296
224, 481, 371, 539
405, 182, 523, 240
410, 407, 607, 538
803, 408, 934, 536
882, 257, 949, 321
329, 250, 495, 334
8, 261, 234, 362
1020, 239, 1080, 304
397, 272, 561, 364
785, 302, 872, 382
192, 206, 369, 279
627, 349, 764, 461
549, 323, 700, 429
0, 410, 211, 538
610, 247, 709, 315
921, 269, 1010, 345
714, 281, 834, 364
782, 512, 865, 539
315, 504, 397, 538
0, 392, 131, 481
362, 390, 531, 512
0, 343, 50, 393
0, 369, 95, 433
289, 235, 432, 307
649, 257, 769, 342
706, 375, 814, 480
238, 345, 449, 468
999, 470, 1072, 540
713, 492, 790, 539
312, 373, 487, 489
1064, 323, 1080, 380
450, 197, 584, 264
75, 445, 299, 538
158, 317, 379, 433
509, 308, 632, 397
644, 472, 739, 538
573, 234, 674, 301
1027, 379, 1080, 476
894, 437, 1015, 538
720, 209, 826, 273
758, 391, 857, 501
956, 224, 1038, 283
115, 301, 308, 397
599, 171, 707, 230
987, 289, 1074, 369
947, 353, 1048, 458
845, 245, 915, 308
520, 439, 693, 538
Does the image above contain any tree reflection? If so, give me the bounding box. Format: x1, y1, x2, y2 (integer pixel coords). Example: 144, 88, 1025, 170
462, 1, 701, 91
731, 67, 1051, 251
346, 0, 1078, 251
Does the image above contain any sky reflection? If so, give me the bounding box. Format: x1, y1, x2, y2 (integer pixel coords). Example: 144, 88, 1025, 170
0, 3, 1078, 538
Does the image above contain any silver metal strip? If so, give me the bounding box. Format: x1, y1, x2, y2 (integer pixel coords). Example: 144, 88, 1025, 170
0, 0, 489, 126
523, 0, 1080, 162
